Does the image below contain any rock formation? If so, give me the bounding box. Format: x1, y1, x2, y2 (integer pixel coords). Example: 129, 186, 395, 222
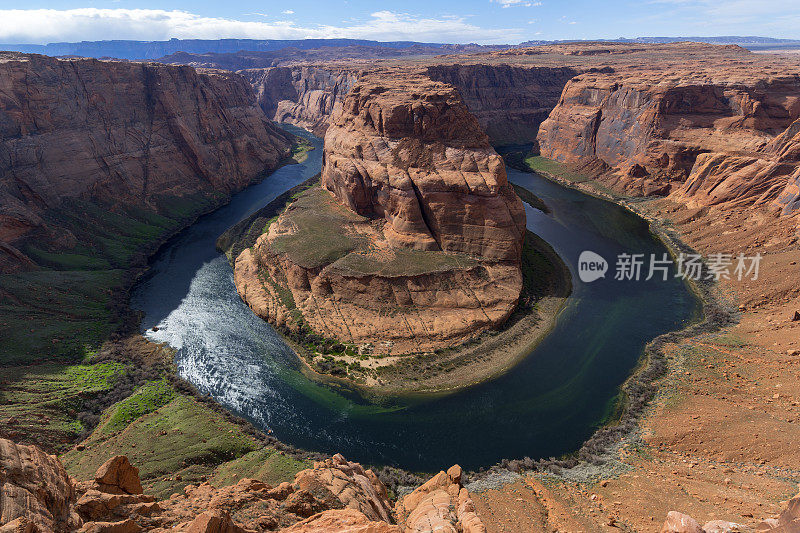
0, 437, 483, 533
234, 73, 526, 354
0, 52, 294, 273
243, 67, 359, 136
321, 75, 525, 261
394, 465, 485, 533
0, 438, 81, 531
535, 48, 800, 213
426, 64, 578, 145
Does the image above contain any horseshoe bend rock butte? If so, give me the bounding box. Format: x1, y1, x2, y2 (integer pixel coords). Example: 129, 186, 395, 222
234, 73, 526, 354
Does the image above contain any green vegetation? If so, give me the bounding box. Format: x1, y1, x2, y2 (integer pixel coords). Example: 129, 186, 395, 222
61, 392, 304, 498
0, 361, 127, 442
1, 191, 230, 368
216, 176, 320, 263
211, 448, 310, 487
519, 230, 572, 306
524, 155, 618, 197
522, 155, 589, 183
103, 378, 176, 434
270, 188, 367, 268
0, 270, 125, 366
290, 138, 315, 163
331, 247, 477, 277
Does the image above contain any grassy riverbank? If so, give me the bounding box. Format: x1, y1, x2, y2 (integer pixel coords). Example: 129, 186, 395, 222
0, 142, 319, 496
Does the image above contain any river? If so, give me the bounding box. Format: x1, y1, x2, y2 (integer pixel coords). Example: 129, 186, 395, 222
131, 125, 701, 472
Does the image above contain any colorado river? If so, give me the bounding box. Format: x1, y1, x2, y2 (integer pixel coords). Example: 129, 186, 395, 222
132, 125, 701, 472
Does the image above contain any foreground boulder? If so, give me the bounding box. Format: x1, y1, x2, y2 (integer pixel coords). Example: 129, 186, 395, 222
0, 438, 81, 530
395, 465, 486, 533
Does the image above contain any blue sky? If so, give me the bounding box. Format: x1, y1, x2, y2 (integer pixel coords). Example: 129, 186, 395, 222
0, 1, 798, 44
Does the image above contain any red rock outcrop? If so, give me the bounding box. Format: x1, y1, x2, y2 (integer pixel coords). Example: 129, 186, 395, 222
0, 52, 294, 272
321, 74, 526, 261
537, 57, 800, 213
283, 509, 400, 533
235, 73, 526, 354
394, 465, 486, 533
1, 438, 487, 533
0, 438, 81, 531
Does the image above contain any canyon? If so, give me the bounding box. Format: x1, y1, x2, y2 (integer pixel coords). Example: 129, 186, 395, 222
2, 40, 800, 533
0, 52, 294, 274
227, 42, 800, 215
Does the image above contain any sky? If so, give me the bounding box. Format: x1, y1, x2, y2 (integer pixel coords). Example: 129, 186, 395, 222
0, 1, 798, 45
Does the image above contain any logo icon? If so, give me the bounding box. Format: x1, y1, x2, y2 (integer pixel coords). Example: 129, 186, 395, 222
578, 251, 608, 283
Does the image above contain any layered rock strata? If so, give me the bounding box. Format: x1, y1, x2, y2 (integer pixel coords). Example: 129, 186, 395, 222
536, 57, 800, 212
0, 52, 293, 272
235, 74, 526, 354
426, 64, 578, 145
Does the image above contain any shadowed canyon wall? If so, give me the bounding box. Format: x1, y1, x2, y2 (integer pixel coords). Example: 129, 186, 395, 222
425, 64, 579, 146
243, 66, 360, 136
0, 53, 294, 272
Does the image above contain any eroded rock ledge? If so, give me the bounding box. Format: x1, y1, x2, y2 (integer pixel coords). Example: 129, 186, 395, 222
234, 73, 526, 356
0, 437, 486, 532
536, 57, 800, 214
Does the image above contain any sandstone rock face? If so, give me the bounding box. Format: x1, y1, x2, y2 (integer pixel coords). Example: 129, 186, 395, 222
93, 456, 144, 495
538, 67, 800, 213
243, 66, 359, 136
0, 438, 80, 530
426, 64, 578, 145
283, 509, 400, 533
0, 52, 293, 272
235, 73, 526, 354
321, 75, 526, 261
394, 464, 486, 533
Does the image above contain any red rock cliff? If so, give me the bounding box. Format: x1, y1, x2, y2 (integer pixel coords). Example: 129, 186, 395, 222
243, 66, 359, 136
0, 52, 293, 272
426, 64, 578, 146
537, 63, 800, 213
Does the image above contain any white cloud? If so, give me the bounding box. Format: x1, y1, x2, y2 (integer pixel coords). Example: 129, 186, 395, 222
643, 0, 800, 35
0, 8, 518, 44
491, 0, 542, 8
282, 10, 295, 15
